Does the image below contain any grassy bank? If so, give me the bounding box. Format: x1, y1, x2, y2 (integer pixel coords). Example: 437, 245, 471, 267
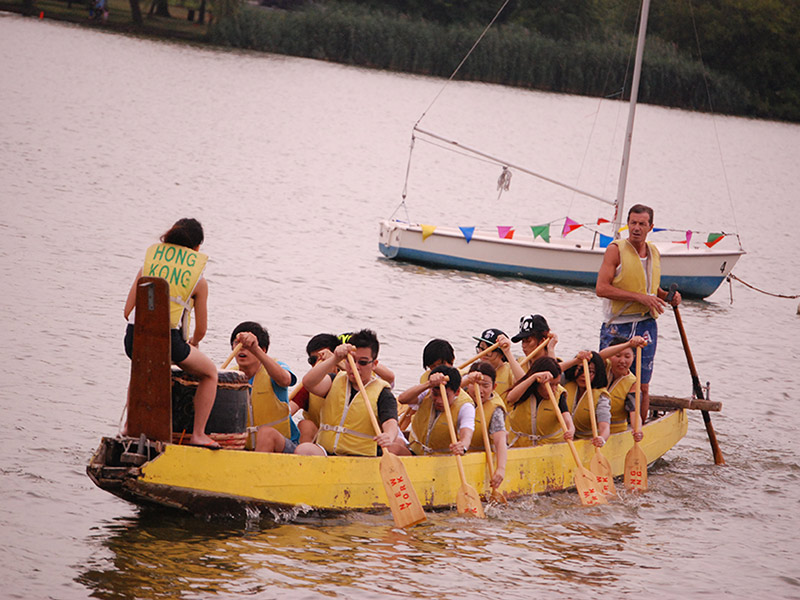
3, 0, 751, 116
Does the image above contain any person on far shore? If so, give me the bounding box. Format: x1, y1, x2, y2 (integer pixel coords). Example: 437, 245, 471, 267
596, 204, 681, 423
123, 218, 218, 448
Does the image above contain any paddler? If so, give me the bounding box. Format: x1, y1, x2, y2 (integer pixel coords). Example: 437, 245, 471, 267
229, 322, 298, 452
510, 314, 559, 364
123, 218, 219, 448
463, 361, 508, 488
471, 328, 525, 407
562, 351, 611, 448
601, 336, 646, 441
505, 356, 575, 447
295, 329, 405, 457
596, 204, 682, 423
406, 365, 475, 456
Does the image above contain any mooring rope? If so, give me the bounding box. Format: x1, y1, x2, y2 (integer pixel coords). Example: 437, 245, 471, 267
727, 273, 800, 299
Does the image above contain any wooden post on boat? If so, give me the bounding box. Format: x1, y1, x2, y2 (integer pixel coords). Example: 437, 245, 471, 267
126, 277, 172, 442
667, 284, 725, 465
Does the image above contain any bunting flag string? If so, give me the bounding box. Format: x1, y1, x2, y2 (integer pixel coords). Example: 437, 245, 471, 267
531, 225, 550, 243
421, 224, 437, 241
459, 226, 475, 243
497, 226, 514, 239
706, 233, 725, 247
562, 217, 582, 237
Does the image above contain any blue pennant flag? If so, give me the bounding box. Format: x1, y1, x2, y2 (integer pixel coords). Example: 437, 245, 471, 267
599, 234, 613, 248
459, 226, 475, 243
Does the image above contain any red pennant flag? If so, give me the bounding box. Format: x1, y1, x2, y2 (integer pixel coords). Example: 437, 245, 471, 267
596, 217, 610, 225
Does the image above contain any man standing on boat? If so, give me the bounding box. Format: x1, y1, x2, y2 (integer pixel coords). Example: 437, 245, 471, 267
596, 204, 681, 423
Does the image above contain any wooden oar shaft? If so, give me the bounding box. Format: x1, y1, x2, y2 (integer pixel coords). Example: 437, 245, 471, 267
672, 305, 725, 465
582, 359, 600, 439
439, 383, 469, 485
221, 343, 242, 369
347, 354, 382, 436
473, 382, 495, 474
634, 346, 642, 435
518, 336, 552, 368
457, 341, 501, 370
545, 384, 583, 468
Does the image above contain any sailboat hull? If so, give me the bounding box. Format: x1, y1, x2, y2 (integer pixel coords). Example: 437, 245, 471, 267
379, 220, 743, 299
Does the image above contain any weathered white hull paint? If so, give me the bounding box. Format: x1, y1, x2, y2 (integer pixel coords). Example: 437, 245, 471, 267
378, 220, 744, 299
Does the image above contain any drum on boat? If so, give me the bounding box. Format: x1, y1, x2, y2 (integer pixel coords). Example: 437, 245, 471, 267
171, 368, 250, 449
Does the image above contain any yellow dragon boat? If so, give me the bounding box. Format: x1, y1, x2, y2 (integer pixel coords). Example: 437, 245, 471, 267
87, 409, 687, 517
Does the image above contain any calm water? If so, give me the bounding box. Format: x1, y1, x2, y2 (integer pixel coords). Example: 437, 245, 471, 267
1, 12, 799, 599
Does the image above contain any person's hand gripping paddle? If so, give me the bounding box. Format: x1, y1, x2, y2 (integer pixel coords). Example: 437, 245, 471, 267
439, 382, 486, 518
347, 354, 426, 528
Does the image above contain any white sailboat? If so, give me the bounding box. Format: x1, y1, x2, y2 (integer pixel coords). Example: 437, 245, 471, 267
378, 0, 744, 299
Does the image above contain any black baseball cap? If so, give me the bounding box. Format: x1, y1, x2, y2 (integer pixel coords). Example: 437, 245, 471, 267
511, 314, 550, 342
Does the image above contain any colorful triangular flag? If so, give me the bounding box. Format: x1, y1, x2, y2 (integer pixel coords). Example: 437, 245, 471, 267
597, 217, 610, 225
459, 226, 475, 243
562, 217, 582, 237
685, 230, 693, 246
421, 224, 437, 241
531, 225, 550, 243
599, 234, 613, 248
653, 227, 667, 232
705, 233, 725, 247
497, 226, 514, 239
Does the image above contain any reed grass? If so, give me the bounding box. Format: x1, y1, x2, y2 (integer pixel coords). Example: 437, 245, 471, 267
210, 3, 749, 114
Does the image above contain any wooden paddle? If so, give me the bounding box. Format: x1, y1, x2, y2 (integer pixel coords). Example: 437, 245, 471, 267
582, 358, 616, 497
624, 346, 648, 492
220, 342, 243, 369
457, 341, 501, 370
518, 335, 553, 368
544, 383, 606, 506
472, 381, 507, 505
667, 283, 725, 465
439, 383, 486, 517
346, 354, 426, 528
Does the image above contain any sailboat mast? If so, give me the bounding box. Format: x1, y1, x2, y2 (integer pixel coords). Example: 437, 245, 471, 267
612, 0, 652, 239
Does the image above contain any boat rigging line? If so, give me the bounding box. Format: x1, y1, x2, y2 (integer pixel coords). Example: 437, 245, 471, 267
726, 273, 800, 300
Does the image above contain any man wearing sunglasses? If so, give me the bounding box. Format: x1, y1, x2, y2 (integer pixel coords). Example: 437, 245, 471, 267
295, 329, 404, 457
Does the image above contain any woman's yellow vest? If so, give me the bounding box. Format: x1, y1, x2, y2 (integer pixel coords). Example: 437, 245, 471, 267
143, 243, 208, 338
507, 383, 567, 447
304, 391, 326, 427
317, 371, 389, 456
469, 393, 506, 451
563, 380, 609, 439
610, 239, 661, 320
493, 362, 515, 405
246, 366, 291, 450
606, 364, 636, 433
409, 389, 472, 455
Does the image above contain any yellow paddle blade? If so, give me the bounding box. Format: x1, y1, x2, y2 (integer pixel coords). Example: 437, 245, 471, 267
590, 450, 617, 497
574, 467, 608, 506
456, 483, 486, 518
489, 488, 508, 505
379, 453, 427, 528
624, 443, 649, 492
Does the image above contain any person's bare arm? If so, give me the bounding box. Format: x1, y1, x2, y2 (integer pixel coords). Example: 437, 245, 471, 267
123, 268, 144, 319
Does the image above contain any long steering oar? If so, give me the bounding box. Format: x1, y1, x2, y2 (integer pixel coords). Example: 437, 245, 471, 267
347, 354, 426, 528
473, 381, 507, 505
582, 359, 616, 497
457, 341, 501, 370
220, 343, 243, 369
518, 335, 553, 369
667, 284, 725, 465
544, 384, 607, 506
439, 383, 486, 517
624, 347, 648, 491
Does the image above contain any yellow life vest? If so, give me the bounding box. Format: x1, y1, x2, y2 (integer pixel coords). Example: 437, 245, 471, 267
493, 362, 515, 406
469, 392, 506, 451
409, 388, 472, 455
609, 239, 662, 320
143, 243, 208, 337
564, 381, 610, 439
507, 383, 567, 447
606, 364, 636, 433
317, 371, 389, 456
304, 391, 326, 427
246, 365, 291, 449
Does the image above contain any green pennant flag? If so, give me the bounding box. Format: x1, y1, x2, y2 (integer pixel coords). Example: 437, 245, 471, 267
706, 233, 725, 248
531, 225, 550, 243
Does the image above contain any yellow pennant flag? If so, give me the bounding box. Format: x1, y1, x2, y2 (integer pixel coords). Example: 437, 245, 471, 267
421, 224, 437, 241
